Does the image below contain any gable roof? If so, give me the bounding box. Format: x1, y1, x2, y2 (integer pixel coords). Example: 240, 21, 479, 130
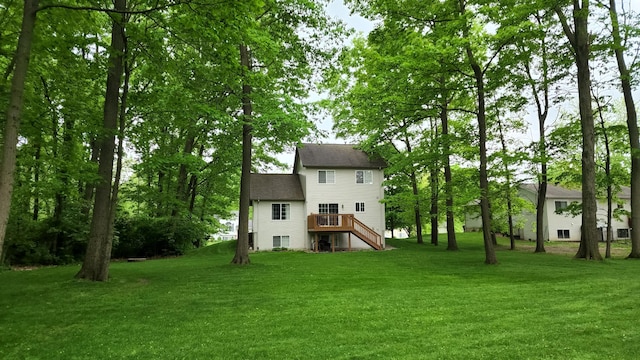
294, 143, 386, 170
250, 174, 305, 201
520, 183, 631, 200
520, 183, 582, 199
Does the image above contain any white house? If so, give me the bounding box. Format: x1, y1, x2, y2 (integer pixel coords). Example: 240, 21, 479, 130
249, 143, 386, 251
516, 184, 631, 242
465, 184, 632, 242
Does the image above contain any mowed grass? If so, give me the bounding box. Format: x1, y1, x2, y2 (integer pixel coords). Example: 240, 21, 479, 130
1, 234, 640, 359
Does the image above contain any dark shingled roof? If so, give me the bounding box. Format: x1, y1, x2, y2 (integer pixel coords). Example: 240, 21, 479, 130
520, 184, 631, 200
250, 174, 305, 201
520, 183, 582, 199
295, 143, 387, 169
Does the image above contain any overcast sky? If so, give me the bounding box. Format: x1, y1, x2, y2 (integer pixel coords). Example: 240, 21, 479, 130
276, 1, 640, 170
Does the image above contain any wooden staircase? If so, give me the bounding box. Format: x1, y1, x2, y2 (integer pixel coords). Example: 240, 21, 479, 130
307, 214, 383, 250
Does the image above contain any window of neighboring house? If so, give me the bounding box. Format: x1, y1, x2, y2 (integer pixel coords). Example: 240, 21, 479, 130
355, 202, 365, 213
555, 201, 568, 212
557, 229, 570, 239
272, 235, 290, 248
318, 170, 335, 184
272, 203, 290, 220
617, 203, 624, 209
617, 228, 630, 239
355, 170, 373, 184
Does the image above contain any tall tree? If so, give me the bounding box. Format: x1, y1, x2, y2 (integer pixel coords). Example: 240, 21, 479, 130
76, 0, 127, 281
605, 0, 640, 258
232, 43, 252, 265
554, 0, 601, 260
456, 0, 498, 264
0, 0, 39, 263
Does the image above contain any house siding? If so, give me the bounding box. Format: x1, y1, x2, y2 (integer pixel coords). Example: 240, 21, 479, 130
515, 185, 632, 242
252, 200, 307, 250
298, 159, 385, 249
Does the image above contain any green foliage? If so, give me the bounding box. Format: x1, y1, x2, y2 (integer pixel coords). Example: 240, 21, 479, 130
112, 216, 209, 258
1, 234, 640, 359
4, 213, 89, 266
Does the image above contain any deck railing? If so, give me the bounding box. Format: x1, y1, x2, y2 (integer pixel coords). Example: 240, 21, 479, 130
307, 214, 382, 250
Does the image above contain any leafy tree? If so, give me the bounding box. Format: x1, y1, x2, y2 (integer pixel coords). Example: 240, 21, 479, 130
554, 0, 601, 260
602, 0, 640, 258
75, 0, 127, 281
0, 0, 39, 263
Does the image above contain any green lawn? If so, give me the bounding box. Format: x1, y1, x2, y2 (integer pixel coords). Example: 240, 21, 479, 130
1, 234, 639, 359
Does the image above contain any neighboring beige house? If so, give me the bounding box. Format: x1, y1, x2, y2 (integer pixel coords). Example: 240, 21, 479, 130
250, 143, 386, 251
465, 184, 632, 242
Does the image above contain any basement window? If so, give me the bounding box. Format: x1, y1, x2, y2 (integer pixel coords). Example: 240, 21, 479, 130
273, 235, 290, 248
557, 229, 570, 239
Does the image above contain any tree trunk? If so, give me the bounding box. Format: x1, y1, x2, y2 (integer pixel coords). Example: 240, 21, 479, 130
172, 133, 195, 217
75, 0, 127, 281
458, 0, 497, 263
474, 66, 497, 264
608, 0, 640, 258
535, 177, 547, 252
410, 170, 424, 245
528, 11, 550, 253
108, 55, 130, 254
574, 2, 600, 260
232, 43, 252, 265
81, 137, 100, 218
554, 2, 600, 260
535, 95, 548, 253
0, 0, 39, 264
430, 167, 438, 246
188, 145, 204, 216
403, 134, 423, 245
439, 92, 457, 251
496, 117, 515, 250
32, 142, 41, 221
594, 94, 613, 258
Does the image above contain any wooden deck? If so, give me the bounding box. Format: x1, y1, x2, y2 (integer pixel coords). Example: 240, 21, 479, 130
307, 214, 383, 251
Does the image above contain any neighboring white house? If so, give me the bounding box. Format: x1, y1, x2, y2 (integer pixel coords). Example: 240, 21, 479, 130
249, 143, 386, 251
212, 211, 243, 241
465, 183, 632, 242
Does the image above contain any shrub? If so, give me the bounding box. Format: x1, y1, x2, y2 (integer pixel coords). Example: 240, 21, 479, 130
112, 216, 208, 258
4, 215, 88, 266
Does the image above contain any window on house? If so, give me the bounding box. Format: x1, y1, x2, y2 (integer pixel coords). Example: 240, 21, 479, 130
272, 235, 290, 248
557, 229, 570, 239
319, 203, 339, 214
355, 202, 365, 213
271, 203, 290, 220
555, 201, 568, 212
318, 203, 339, 225
355, 170, 373, 184
318, 170, 335, 184
617, 228, 630, 239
